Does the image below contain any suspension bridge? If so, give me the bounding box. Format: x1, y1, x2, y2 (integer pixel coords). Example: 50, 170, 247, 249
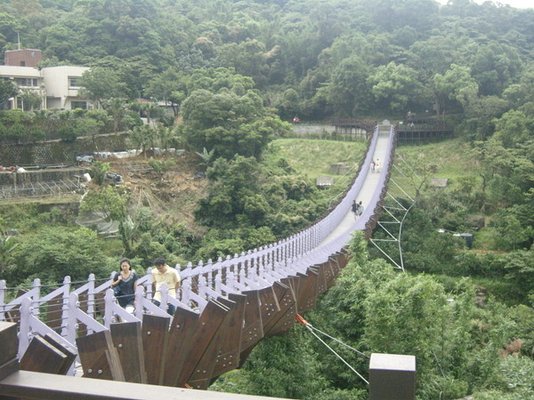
0, 122, 407, 399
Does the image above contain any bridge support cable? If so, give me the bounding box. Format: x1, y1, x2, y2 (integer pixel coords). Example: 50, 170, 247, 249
388, 175, 415, 203
368, 149, 433, 271
368, 177, 416, 272
391, 157, 422, 190
295, 314, 369, 385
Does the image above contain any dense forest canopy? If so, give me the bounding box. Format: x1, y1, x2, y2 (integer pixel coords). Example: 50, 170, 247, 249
0, 1, 533, 399
0, 0, 532, 120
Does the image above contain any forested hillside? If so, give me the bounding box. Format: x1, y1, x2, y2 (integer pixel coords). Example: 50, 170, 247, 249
0, 0, 533, 399
0, 0, 532, 120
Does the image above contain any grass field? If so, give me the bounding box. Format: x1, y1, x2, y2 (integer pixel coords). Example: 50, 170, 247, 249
391, 138, 506, 251
391, 138, 481, 197
263, 138, 368, 205
265, 138, 367, 179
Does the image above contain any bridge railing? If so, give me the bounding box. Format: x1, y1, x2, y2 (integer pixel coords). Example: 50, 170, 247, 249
176, 126, 381, 293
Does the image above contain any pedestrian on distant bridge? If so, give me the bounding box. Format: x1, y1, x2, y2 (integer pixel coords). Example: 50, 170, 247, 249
352, 200, 363, 216
374, 158, 381, 173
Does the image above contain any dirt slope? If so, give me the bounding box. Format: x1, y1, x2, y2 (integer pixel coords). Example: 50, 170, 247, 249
108, 152, 208, 232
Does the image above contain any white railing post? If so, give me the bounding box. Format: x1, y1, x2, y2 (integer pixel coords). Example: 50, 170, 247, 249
31, 278, 41, 319
0, 280, 6, 320
61, 276, 71, 338
266, 244, 273, 269
182, 261, 193, 282
87, 273, 96, 321
215, 258, 223, 293
182, 272, 191, 306
135, 285, 144, 320
18, 296, 32, 358
160, 284, 169, 313
67, 292, 78, 348
222, 255, 231, 286
196, 260, 204, 292
104, 289, 117, 327
227, 269, 235, 292
281, 241, 287, 265
175, 264, 182, 301
243, 254, 250, 280
205, 259, 213, 289
145, 269, 154, 301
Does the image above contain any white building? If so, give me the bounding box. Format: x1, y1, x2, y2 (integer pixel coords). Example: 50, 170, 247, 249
0, 64, 93, 111
41, 66, 92, 110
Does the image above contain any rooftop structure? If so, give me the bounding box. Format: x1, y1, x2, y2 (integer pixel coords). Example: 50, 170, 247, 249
4, 48, 42, 68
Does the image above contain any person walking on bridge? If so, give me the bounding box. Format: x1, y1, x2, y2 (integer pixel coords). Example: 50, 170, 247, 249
151, 257, 181, 316
111, 258, 138, 312
352, 200, 363, 216
374, 158, 381, 173
358, 201, 364, 215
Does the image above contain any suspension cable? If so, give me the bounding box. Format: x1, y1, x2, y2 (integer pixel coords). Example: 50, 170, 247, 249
304, 322, 369, 359
295, 314, 369, 385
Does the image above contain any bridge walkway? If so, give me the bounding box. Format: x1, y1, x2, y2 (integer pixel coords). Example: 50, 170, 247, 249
319, 124, 391, 248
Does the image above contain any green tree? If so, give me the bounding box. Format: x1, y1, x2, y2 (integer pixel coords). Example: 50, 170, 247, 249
493, 109, 531, 149
89, 161, 110, 186
186, 68, 255, 94
472, 109, 533, 217
144, 68, 187, 117
502, 62, 534, 110
80, 185, 127, 222
155, 125, 176, 151
80, 67, 129, 107
0, 79, 17, 109
432, 64, 479, 115
101, 97, 129, 132
129, 125, 155, 158
275, 88, 301, 121
313, 235, 527, 399
7, 226, 111, 283
0, 233, 18, 277
369, 61, 423, 113
323, 56, 372, 117
216, 39, 270, 88
491, 207, 533, 251
182, 86, 288, 159
19, 89, 42, 111
195, 156, 265, 228
0, 12, 21, 50
463, 95, 509, 140
148, 158, 176, 179
470, 41, 522, 97
238, 331, 328, 399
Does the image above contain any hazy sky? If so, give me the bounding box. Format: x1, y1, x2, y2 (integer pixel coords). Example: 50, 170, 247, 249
479, 0, 533, 8
438, 0, 533, 8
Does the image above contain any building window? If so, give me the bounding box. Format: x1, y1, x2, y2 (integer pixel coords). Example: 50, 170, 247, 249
71, 101, 87, 110
20, 61, 26, 66
68, 77, 81, 88
15, 78, 38, 87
